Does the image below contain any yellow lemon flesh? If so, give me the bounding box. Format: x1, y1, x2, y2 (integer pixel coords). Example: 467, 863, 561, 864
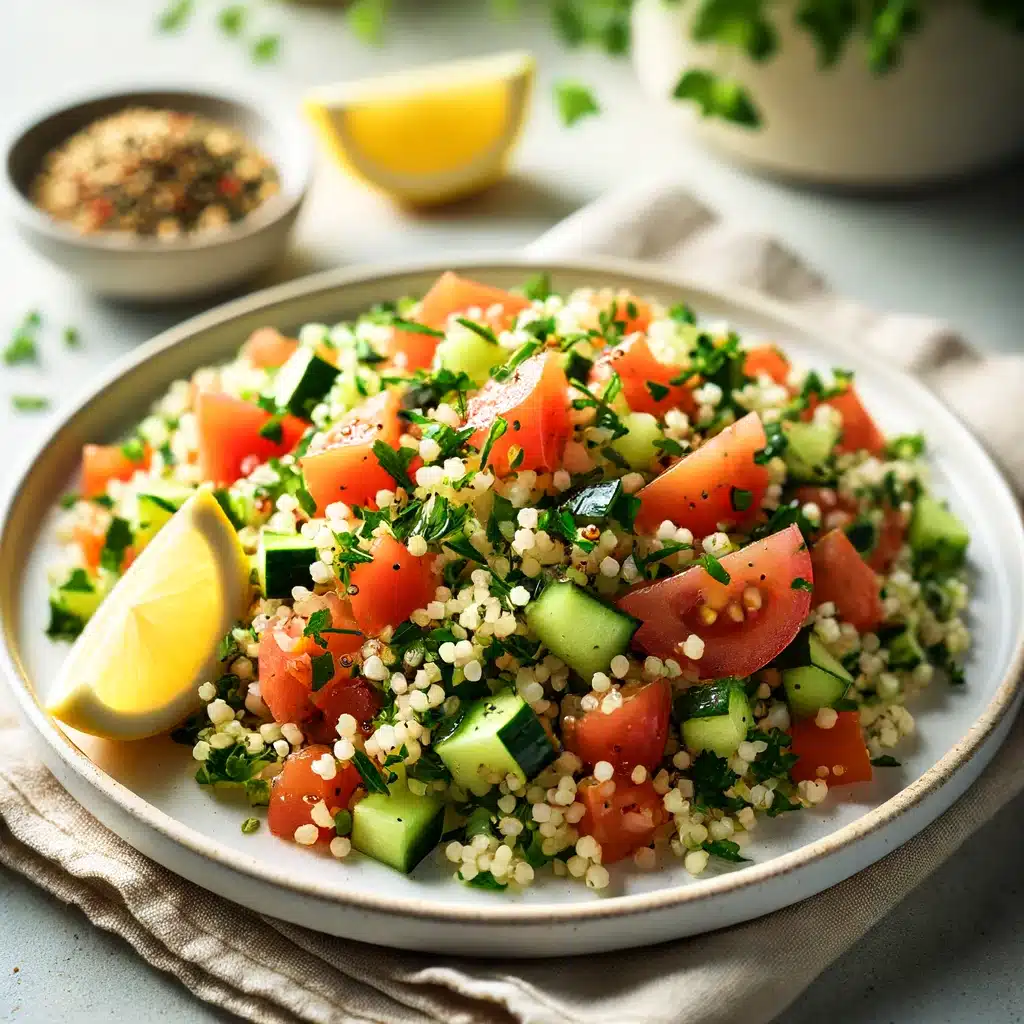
47, 490, 251, 741
304, 50, 534, 207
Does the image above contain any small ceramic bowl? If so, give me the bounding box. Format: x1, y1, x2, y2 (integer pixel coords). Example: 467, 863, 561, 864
4, 88, 313, 303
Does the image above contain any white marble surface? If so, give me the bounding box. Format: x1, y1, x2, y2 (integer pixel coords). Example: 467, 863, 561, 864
2, 1, 1024, 1021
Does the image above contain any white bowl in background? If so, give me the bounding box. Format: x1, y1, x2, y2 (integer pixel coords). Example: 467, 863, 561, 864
632, 0, 1024, 188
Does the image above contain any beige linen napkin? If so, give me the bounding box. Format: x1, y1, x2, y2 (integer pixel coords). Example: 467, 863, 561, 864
3, 179, 1024, 1024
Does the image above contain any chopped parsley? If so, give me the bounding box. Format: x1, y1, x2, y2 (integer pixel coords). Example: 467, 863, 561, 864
310, 651, 335, 692
479, 416, 508, 469
554, 80, 600, 126
372, 441, 417, 491
352, 749, 392, 794
241, 816, 260, 834
791, 577, 813, 592
11, 395, 49, 412
871, 755, 902, 767
730, 487, 753, 512
696, 552, 731, 585
99, 517, 134, 573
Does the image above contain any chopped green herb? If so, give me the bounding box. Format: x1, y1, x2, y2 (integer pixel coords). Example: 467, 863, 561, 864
311, 651, 335, 692
218, 4, 246, 34
554, 80, 600, 126
352, 749, 391, 795
157, 0, 193, 31
11, 395, 49, 412
389, 317, 445, 338
645, 380, 670, 402
251, 33, 280, 63
479, 416, 508, 469
696, 552, 731, 585
258, 414, 284, 444
730, 487, 753, 512
871, 755, 902, 767
673, 69, 761, 128
63, 326, 81, 348
372, 441, 417, 491
653, 437, 686, 458
333, 808, 353, 835
455, 317, 499, 345
241, 816, 260, 834
100, 517, 134, 573
702, 838, 749, 863
522, 272, 551, 301
791, 577, 813, 592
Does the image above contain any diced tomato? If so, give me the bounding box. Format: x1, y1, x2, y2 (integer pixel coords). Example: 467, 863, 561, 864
584, 293, 653, 337
809, 387, 885, 456
307, 677, 382, 745
590, 335, 697, 418
258, 594, 363, 724
268, 745, 362, 842
299, 390, 403, 512
563, 681, 670, 773
73, 522, 106, 570
465, 352, 571, 477
634, 412, 770, 536
81, 443, 150, 498
810, 528, 884, 632
578, 777, 668, 863
385, 271, 532, 371
243, 326, 299, 369
348, 533, 437, 637
196, 392, 306, 487
795, 486, 905, 573
743, 344, 791, 385
619, 524, 812, 679
790, 711, 872, 786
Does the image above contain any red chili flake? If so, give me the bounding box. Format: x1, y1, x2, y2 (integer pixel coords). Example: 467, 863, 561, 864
218, 174, 242, 198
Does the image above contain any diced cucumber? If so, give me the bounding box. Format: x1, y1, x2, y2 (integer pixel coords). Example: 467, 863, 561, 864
783, 421, 839, 483
351, 783, 444, 874
781, 631, 853, 718
256, 531, 317, 598
681, 680, 752, 757
909, 496, 969, 573
47, 568, 114, 636
133, 483, 194, 548
212, 487, 255, 530
433, 326, 501, 384
563, 479, 622, 525
883, 622, 925, 670
609, 412, 661, 470
435, 689, 555, 794
526, 580, 640, 681
272, 347, 340, 418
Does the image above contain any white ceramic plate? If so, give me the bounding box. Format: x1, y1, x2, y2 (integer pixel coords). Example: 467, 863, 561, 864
3, 257, 1023, 957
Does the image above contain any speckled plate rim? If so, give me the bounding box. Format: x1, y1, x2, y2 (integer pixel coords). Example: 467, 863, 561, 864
3, 253, 1023, 927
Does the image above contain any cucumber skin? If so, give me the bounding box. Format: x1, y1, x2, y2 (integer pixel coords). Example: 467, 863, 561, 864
435, 690, 555, 793
674, 678, 738, 720
681, 684, 751, 757
257, 532, 317, 598
273, 349, 340, 418
909, 496, 969, 572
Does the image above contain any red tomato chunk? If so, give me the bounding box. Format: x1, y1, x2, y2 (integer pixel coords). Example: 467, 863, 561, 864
268, 745, 362, 842
348, 534, 437, 637
385, 272, 532, 371
634, 412, 770, 537
810, 528, 885, 632
590, 335, 696, 419
563, 681, 671, 773
790, 711, 872, 786
299, 389, 403, 513
578, 777, 668, 864
196, 392, 306, 486
619, 524, 813, 679
465, 352, 571, 477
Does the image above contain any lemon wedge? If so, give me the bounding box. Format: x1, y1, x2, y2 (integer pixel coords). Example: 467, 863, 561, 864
47, 490, 252, 741
304, 50, 534, 207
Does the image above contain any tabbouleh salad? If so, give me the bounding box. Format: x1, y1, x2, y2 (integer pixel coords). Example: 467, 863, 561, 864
48, 272, 971, 890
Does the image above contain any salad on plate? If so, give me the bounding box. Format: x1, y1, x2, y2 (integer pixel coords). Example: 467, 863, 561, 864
45, 271, 972, 891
